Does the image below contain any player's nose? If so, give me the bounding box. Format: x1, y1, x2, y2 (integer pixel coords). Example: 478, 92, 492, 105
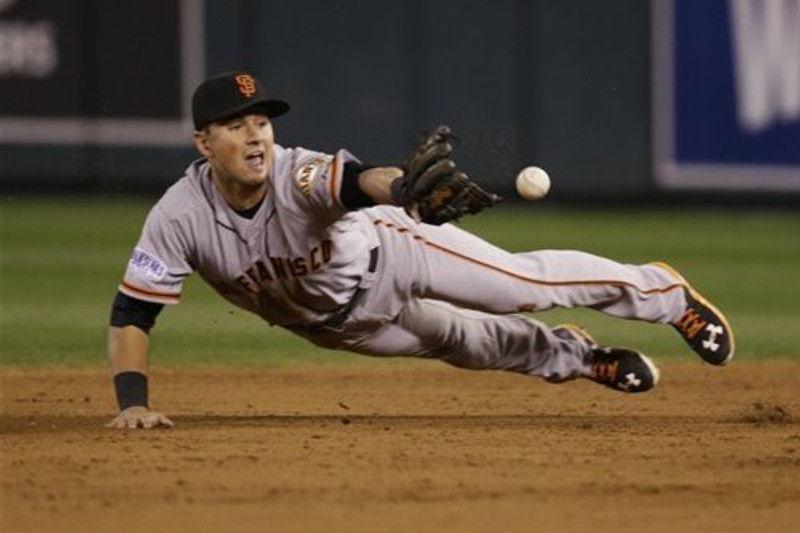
243, 121, 259, 138
245, 123, 270, 145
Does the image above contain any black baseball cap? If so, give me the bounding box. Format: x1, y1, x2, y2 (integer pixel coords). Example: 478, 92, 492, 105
191, 71, 290, 130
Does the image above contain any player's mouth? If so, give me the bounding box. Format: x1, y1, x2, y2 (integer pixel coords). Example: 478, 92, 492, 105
245, 151, 266, 172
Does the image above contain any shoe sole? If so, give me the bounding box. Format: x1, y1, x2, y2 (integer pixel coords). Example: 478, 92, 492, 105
636, 351, 661, 389
650, 261, 735, 365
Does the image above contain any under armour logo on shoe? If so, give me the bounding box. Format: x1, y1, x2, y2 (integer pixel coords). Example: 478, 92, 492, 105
669, 284, 735, 366
702, 324, 724, 352
617, 372, 642, 392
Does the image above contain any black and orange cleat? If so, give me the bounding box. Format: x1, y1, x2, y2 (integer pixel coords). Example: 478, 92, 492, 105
588, 347, 660, 393
652, 262, 735, 366
553, 324, 660, 393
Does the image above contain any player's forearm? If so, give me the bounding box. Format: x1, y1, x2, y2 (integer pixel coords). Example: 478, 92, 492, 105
108, 325, 150, 374
105, 325, 173, 428
108, 325, 151, 410
357, 166, 404, 205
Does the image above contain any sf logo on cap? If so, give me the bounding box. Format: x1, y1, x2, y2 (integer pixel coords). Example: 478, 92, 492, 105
235, 74, 257, 99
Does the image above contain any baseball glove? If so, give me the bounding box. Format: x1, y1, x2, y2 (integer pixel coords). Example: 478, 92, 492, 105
390, 125, 501, 225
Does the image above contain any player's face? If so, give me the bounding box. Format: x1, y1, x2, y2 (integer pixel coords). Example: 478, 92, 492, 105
195, 113, 275, 187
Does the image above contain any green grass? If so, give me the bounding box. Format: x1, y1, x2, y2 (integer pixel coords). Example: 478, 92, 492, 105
2, 197, 798, 367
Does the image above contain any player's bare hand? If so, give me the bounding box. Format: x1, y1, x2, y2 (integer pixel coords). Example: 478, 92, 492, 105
105, 406, 174, 429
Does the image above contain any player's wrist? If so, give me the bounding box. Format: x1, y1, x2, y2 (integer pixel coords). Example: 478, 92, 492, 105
114, 371, 149, 411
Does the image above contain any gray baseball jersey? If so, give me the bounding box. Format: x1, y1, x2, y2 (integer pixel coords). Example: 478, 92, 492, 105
120, 144, 690, 381
121, 145, 378, 325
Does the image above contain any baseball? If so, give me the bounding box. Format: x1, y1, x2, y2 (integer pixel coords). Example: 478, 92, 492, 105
516, 166, 551, 201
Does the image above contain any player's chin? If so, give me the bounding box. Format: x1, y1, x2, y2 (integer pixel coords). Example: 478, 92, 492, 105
238, 166, 268, 185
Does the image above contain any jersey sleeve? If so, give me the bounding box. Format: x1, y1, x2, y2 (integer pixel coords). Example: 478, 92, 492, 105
290, 147, 362, 220
118, 205, 194, 305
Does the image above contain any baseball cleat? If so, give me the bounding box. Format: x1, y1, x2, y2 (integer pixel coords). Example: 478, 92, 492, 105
552, 324, 659, 393
588, 347, 660, 393
652, 262, 735, 366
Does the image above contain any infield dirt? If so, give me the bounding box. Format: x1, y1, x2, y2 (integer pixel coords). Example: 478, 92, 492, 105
2, 362, 799, 533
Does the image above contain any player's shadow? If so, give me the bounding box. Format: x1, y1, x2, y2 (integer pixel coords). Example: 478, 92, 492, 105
176, 412, 717, 430
0, 412, 738, 434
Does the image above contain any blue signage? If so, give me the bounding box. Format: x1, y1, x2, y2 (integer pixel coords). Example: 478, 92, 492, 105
654, 0, 800, 190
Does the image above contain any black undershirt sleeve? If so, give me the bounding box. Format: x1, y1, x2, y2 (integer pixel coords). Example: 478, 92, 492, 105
110, 291, 164, 334
340, 161, 380, 210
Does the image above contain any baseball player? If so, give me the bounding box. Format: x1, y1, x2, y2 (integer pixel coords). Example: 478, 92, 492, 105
106, 71, 734, 429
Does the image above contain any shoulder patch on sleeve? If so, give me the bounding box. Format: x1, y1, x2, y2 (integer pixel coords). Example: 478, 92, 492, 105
294, 156, 331, 199
129, 248, 168, 281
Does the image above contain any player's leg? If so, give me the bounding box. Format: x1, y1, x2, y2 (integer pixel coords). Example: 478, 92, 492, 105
372, 212, 685, 321
341, 299, 658, 393
368, 209, 733, 365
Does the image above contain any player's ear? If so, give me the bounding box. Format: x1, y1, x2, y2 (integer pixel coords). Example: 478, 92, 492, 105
193, 129, 212, 157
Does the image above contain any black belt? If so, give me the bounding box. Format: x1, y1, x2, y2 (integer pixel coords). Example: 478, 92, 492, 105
309, 247, 379, 332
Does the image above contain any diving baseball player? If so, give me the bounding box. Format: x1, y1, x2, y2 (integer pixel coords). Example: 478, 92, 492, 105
106, 71, 734, 429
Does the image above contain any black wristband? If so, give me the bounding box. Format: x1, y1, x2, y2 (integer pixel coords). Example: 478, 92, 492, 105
114, 371, 149, 411
340, 161, 379, 210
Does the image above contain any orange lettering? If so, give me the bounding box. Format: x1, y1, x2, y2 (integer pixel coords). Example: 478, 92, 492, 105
270, 257, 287, 279
309, 246, 321, 271
291, 257, 308, 277
321, 240, 332, 263
255, 260, 273, 283
235, 274, 259, 293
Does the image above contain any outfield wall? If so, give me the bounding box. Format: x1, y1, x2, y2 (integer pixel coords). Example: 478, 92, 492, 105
1, 0, 798, 198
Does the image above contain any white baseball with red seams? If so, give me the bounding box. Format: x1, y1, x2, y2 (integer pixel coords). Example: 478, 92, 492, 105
119, 144, 691, 381
516, 166, 551, 200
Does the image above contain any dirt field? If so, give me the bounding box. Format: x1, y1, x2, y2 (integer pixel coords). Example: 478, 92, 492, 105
2, 362, 799, 533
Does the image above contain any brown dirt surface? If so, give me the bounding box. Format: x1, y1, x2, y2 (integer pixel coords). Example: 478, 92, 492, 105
2, 361, 799, 533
